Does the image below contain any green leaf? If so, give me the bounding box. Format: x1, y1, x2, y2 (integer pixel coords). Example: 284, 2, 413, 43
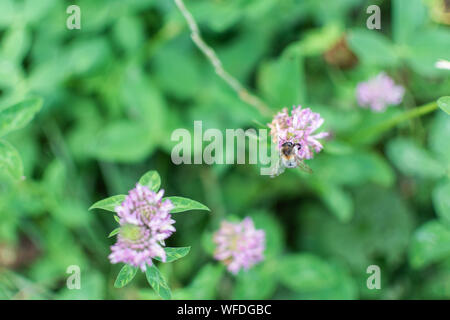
298, 186, 414, 274
163, 196, 210, 213
288, 23, 342, 57
0, 1, 15, 28
349, 107, 403, 145
279, 254, 336, 291
258, 54, 306, 108
392, 0, 426, 45
323, 140, 354, 155
433, 181, 450, 226
153, 44, 201, 100
154, 247, 191, 263
0, 140, 23, 180
138, 170, 161, 192
90, 121, 156, 163
174, 264, 224, 300
89, 195, 126, 212
114, 215, 120, 223
437, 96, 450, 115
429, 111, 450, 164
405, 29, 450, 76
278, 253, 357, 299
58, 270, 105, 300
64, 38, 110, 75
114, 264, 138, 288
316, 183, 354, 223
189, 1, 242, 32
311, 150, 395, 188
347, 29, 398, 67
145, 264, 171, 300
249, 211, 284, 257
112, 15, 144, 54
1, 24, 31, 63
108, 228, 120, 238
52, 200, 90, 228
233, 263, 277, 299
0, 98, 43, 137
409, 220, 450, 269
120, 65, 167, 145
421, 264, 450, 299
386, 138, 445, 179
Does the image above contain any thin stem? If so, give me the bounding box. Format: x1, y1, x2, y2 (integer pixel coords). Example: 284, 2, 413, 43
351, 101, 438, 143
173, 0, 273, 117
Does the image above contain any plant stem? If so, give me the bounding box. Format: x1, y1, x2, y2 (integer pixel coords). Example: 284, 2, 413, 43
351, 101, 438, 143
173, 0, 273, 117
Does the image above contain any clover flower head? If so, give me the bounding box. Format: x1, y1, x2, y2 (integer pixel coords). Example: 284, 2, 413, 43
109, 184, 175, 271
213, 217, 265, 274
356, 72, 405, 112
268, 105, 329, 160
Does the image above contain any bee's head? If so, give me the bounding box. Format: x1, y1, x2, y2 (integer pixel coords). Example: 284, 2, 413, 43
282, 142, 293, 148
281, 142, 301, 149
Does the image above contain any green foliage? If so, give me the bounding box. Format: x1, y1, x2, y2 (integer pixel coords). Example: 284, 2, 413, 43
108, 228, 120, 238
90, 121, 156, 163
347, 0, 450, 77
258, 55, 306, 107
1, 0, 449, 300
164, 197, 211, 213
154, 247, 191, 263
0, 140, 23, 180
145, 264, 172, 300
315, 183, 354, 222
298, 186, 415, 275
114, 265, 138, 288
392, 0, 427, 45
429, 111, 450, 164
278, 254, 357, 299
386, 138, 445, 179
172, 264, 224, 300
437, 96, 450, 115
348, 29, 398, 67
0, 98, 42, 137
89, 170, 206, 296
409, 220, 450, 269
233, 262, 277, 299
138, 170, 161, 192
433, 181, 450, 225
0, 98, 42, 181
89, 195, 126, 212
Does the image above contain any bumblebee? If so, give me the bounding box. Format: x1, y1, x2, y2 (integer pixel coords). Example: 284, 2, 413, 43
271, 142, 313, 177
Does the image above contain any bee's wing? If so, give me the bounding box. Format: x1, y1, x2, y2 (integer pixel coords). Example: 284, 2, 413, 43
271, 157, 285, 178
296, 158, 313, 174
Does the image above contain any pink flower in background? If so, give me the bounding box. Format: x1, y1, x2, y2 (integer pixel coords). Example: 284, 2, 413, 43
213, 217, 265, 274
268, 106, 329, 159
109, 184, 175, 271
356, 72, 404, 112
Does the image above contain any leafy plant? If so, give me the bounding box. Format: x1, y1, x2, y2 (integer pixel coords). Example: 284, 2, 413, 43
0, 0, 449, 300
90, 170, 209, 299
0, 98, 42, 180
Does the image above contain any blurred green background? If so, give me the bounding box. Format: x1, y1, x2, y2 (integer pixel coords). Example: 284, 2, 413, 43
0, 0, 450, 299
